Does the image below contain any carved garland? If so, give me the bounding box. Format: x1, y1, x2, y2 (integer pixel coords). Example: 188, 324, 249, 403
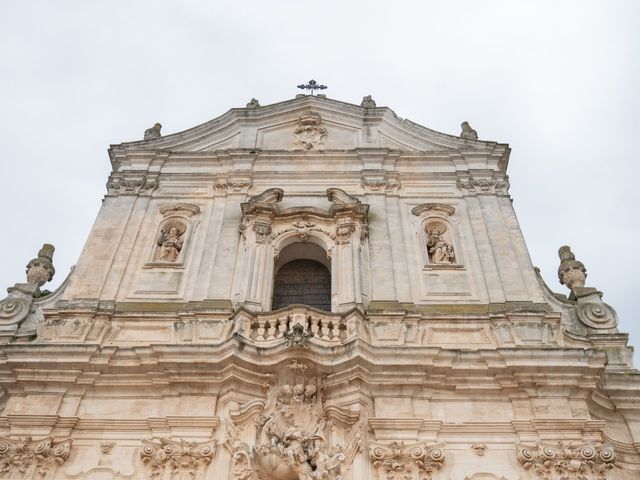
0, 436, 71, 480
516, 442, 616, 480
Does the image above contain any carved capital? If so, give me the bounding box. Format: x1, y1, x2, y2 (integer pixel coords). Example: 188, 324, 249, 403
457, 174, 510, 195
370, 441, 445, 480
107, 174, 158, 196
0, 436, 71, 480
517, 442, 616, 480
361, 170, 400, 194
140, 438, 216, 480
214, 172, 253, 194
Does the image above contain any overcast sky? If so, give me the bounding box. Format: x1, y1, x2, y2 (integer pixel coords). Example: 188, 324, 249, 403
1, 1, 638, 358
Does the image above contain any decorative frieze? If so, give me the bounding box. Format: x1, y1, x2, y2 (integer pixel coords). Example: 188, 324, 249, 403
140, 438, 216, 480
369, 440, 445, 480
516, 442, 616, 480
0, 436, 71, 480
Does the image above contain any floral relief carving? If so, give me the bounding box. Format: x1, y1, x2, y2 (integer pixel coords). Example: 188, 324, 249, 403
516, 442, 616, 480
225, 361, 361, 480
0, 436, 71, 480
159, 203, 200, 218
369, 440, 445, 480
293, 110, 327, 150
140, 438, 216, 480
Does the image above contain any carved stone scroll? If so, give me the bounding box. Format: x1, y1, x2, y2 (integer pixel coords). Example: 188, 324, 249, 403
140, 438, 216, 480
0, 436, 71, 480
369, 440, 445, 480
516, 442, 616, 480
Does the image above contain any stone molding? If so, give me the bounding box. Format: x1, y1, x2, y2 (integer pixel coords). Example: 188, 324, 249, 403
516, 442, 616, 480
369, 440, 445, 480
0, 436, 71, 480
140, 437, 216, 480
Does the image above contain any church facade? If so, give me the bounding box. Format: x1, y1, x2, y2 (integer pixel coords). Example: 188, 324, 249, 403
0, 94, 638, 479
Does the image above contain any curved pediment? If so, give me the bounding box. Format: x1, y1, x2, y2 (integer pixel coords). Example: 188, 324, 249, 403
111, 96, 505, 155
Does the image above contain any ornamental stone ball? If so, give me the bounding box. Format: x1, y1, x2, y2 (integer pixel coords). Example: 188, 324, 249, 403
557, 245, 587, 290
460, 121, 478, 140
25, 244, 55, 287
144, 123, 162, 140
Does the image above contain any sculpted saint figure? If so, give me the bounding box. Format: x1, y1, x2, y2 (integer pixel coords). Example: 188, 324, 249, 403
144, 122, 162, 140
156, 224, 184, 262
460, 121, 478, 140
427, 227, 455, 264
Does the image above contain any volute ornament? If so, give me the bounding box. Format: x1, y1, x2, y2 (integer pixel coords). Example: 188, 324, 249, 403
517, 442, 616, 480
0, 436, 71, 480
140, 438, 216, 480
369, 440, 445, 480
558, 245, 587, 290
26, 244, 55, 287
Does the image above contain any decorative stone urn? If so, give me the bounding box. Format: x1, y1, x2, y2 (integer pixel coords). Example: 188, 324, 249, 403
25, 244, 55, 287
557, 245, 586, 290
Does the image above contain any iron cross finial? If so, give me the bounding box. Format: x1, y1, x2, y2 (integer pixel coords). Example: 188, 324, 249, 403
297, 79, 327, 96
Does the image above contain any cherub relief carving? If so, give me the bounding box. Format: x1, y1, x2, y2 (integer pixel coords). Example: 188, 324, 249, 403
225, 361, 361, 480
155, 221, 186, 262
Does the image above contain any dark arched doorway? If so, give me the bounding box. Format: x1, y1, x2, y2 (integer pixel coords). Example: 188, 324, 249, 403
272, 259, 331, 311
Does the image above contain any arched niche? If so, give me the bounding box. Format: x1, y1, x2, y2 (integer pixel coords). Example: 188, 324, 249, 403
271, 242, 332, 311
232, 188, 370, 313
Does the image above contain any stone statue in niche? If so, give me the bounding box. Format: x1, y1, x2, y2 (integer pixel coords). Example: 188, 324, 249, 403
426, 225, 455, 264
155, 221, 186, 262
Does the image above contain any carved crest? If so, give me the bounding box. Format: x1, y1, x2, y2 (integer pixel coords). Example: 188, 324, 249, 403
293, 110, 327, 150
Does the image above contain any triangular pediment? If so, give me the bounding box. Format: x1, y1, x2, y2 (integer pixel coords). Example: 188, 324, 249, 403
112, 96, 504, 155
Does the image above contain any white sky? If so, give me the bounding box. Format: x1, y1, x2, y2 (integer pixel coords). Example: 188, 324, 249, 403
1, 1, 638, 359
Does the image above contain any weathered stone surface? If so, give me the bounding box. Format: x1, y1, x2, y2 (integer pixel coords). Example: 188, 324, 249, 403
0, 95, 639, 479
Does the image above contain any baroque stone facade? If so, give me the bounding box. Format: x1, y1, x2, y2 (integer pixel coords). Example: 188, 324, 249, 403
0, 95, 638, 479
